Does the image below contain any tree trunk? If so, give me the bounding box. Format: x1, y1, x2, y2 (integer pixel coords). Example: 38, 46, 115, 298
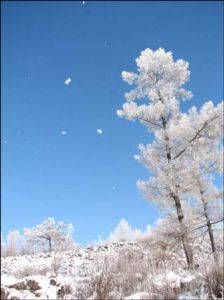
200, 192, 222, 297
200, 191, 218, 263
172, 192, 194, 270
161, 115, 194, 270
48, 238, 52, 252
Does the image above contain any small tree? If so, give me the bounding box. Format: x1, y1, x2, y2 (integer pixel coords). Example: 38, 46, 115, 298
24, 217, 74, 252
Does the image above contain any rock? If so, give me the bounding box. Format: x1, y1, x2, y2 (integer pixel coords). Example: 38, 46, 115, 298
57, 285, 72, 298
1, 287, 10, 300
26, 279, 41, 292
49, 278, 57, 286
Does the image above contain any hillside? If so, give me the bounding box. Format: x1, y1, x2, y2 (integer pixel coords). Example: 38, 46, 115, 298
2, 241, 222, 300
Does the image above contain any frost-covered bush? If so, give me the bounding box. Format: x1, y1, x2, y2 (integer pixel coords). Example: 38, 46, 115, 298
198, 255, 224, 299
77, 245, 151, 299
13, 265, 50, 279
51, 255, 62, 276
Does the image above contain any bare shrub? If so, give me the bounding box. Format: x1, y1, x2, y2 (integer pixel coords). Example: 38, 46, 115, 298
51, 255, 61, 276
13, 265, 49, 278
92, 257, 115, 300
199, 256, 224, 299
78, 245, 152, 299
9, 282, 27, 290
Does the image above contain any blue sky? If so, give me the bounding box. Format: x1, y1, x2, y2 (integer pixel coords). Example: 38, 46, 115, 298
2, 1, 223, 245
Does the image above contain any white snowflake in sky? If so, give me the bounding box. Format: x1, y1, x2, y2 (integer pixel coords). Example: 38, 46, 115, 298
64, 77, 72, 86
61, 130, 67, 135
96, 129, 103, 135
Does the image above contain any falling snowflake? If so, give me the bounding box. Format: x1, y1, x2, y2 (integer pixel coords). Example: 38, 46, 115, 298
96, 129, 103, 135
64, 77, 72, 86
61, 131, 67, 135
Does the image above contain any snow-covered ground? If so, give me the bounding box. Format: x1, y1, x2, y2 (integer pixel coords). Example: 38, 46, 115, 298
1, 242, 220, 300
1, 243, 147, 299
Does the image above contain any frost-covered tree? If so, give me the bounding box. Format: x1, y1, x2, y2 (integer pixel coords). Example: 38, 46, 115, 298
24, 217, 74, 252
117, 48, 223, 269
1, 233, 6, 257
20, 239, 35, 256
4, 230, 24, 256
108, 219, 143, 243
183, 139, 223, 263
54, 233, 77, 252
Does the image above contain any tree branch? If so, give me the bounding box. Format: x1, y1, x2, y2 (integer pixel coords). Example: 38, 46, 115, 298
192, 218, 224, 231
173, 114, 220, 160
139, 117, 162, 128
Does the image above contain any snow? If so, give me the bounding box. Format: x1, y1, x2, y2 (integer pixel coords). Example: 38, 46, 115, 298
96, 128, 103, 135
64, 77, 72, 85
1, 242, 222, 299
178, 292, 200, 299
153, 270, 195, 289
1, 274, 18, 286
1, 244, 143, 299
124, 291, 150, 299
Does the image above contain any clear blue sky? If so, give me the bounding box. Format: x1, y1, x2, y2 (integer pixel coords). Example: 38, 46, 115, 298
1, 1, 223, 245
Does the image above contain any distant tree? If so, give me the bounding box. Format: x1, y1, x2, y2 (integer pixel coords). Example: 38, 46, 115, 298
108, 219, 143, 243
54, 233, 76, 252
5, 230, 23, 256
1, 233, 6, 257
117, 48, 223, 269
24, 217, 74, 252
20, 238, 36, 256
